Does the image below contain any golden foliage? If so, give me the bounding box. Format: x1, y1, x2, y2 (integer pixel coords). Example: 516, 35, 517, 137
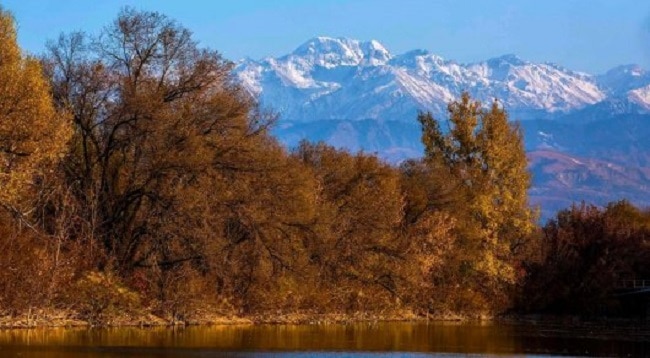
0, 9, 70, 213
418, 93, 536, 311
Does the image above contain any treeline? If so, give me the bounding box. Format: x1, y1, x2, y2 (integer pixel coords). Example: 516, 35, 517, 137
0, 8, 647, 324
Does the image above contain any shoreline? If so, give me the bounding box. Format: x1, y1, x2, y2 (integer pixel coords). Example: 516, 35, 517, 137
0, 308, 478, 329
0, 308, 646, 330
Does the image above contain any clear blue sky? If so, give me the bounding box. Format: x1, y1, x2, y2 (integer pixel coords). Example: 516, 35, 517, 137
2, 0, 650, 73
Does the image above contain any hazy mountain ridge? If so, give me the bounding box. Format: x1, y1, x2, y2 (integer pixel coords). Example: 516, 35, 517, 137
235, 37, 650, 217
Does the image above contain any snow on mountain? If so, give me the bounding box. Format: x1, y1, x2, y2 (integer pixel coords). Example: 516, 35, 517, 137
628, 84, 650, 111
235, 36, 609, 123
464, 55, 604, 112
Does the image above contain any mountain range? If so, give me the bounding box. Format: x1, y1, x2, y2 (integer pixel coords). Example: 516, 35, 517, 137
235, 37, 650, 219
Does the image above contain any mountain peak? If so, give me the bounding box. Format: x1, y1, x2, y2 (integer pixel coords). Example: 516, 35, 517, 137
293, 36, 356, 54
390, 49, 447, 69
360, 39, 391, 65
291, 36, 391, 67
367, 39, 388, 52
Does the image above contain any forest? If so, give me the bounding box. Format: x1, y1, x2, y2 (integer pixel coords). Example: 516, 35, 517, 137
0, 8, 648, 326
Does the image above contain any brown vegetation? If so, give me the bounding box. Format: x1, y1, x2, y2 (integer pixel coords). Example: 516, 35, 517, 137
519, 200, 650, 315
0, 7, 647, 327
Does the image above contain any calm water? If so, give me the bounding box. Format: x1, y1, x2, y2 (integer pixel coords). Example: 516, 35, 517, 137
0, 321, 648, 357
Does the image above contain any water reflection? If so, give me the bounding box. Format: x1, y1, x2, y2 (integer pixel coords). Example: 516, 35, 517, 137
0, 321, 648, 357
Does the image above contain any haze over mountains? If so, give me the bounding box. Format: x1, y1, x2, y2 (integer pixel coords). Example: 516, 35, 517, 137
235, 37, 650, 218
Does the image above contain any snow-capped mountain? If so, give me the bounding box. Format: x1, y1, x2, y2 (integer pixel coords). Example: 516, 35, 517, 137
235, 36, 650, 218
234, 36, 647, 123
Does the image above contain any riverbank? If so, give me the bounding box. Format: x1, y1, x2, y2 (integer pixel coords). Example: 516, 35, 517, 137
0, 307, 483, 329
0, 309, 250, 329
3, 307, 644, 330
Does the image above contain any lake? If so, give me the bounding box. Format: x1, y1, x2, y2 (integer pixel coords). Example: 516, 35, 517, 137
0, 321, 648, 357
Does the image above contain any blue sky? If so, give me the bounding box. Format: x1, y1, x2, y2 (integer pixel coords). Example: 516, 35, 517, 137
2, 0, 650, 73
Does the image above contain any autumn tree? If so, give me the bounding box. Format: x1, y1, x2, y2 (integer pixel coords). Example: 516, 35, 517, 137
45, 9, 248, 266
418, 92, 535, 310
0, 9, 70, 215
521, 201, 650, 315
0, 8, 73, 315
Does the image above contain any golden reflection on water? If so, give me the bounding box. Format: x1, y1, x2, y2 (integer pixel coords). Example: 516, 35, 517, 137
0, 322, 518, 353
0, 321, 647, 357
